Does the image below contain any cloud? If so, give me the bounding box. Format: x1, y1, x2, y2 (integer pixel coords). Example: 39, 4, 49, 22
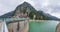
0, 0, 24, 15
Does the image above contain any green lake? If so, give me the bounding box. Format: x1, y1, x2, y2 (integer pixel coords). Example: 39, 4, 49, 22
29, 21, 59, 32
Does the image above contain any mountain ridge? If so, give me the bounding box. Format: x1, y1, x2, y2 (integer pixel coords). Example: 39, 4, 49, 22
0, 2, 59, 20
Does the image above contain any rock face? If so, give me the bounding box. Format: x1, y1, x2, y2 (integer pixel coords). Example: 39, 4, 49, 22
56, 23, 60, 32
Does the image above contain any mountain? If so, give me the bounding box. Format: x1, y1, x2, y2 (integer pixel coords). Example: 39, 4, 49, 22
15, 2, 37, 19
0, 2, 37, 18
37, 11, 59, 20
0, 2, 59, 20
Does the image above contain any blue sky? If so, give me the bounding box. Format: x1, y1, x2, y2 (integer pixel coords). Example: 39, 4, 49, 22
0, 0, 60, 18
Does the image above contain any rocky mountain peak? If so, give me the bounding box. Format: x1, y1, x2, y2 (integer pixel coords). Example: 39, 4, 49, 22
17, 2, 31, 7
15, 1, 36, 14
23, 1, 29, 5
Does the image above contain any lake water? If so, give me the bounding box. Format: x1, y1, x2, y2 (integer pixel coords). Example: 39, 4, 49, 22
29, 20, 59, 32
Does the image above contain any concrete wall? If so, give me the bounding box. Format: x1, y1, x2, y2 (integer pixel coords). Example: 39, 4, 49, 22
7, 20, 29, 32
0, 20, 3, 32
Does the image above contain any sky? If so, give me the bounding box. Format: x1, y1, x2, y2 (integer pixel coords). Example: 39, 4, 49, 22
0, 0, 60, 18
